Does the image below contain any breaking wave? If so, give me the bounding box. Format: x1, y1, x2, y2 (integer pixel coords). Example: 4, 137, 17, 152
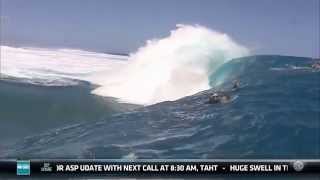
1, 24, 249, 104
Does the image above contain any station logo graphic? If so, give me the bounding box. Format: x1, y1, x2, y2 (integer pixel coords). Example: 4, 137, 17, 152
16, 160, 30, 176
293, 160, 304, 172
41, 162, 53, 172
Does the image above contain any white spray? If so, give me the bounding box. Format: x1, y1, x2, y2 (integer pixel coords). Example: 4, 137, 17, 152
1, 24, 249, 105
91, 24, 249, 104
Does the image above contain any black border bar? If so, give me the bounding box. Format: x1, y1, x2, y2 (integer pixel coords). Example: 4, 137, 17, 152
0, 159, 319, 178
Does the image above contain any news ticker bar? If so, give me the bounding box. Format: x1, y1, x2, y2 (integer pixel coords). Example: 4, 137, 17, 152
0, 159, 319, 177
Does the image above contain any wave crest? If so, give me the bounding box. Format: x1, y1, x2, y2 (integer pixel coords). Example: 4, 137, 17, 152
92, 24, 249, 104
1, 25, 249, 105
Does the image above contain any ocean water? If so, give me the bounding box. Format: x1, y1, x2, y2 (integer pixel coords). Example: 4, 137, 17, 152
0, 78, 139, 144
1, 55, 319, 159
1, 25, 249, 105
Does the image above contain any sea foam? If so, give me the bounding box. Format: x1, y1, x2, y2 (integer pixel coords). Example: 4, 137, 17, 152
91, 24, 249, 104
1, 24, 249, 105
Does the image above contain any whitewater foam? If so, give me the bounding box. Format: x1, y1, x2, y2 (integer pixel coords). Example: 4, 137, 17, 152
1, 24, 249, 105
91, 24, 249, 104
1, 46, 127, 84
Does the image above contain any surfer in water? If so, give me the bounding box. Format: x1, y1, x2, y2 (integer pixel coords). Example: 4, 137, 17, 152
208, 80, 240, 104
311, 61, 320, 70
232, 80, 240, 90
208, 92, 231, 104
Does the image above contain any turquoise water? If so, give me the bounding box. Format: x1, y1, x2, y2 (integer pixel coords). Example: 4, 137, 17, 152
0, 79, 139, 144
1, 55, 319, 159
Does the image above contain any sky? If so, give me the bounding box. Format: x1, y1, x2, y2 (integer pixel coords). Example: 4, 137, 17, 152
1, 0, 319, 58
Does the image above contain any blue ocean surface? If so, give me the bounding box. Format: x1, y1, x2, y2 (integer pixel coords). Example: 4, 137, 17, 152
0, 55, 319, 159
0, 79, 139, 145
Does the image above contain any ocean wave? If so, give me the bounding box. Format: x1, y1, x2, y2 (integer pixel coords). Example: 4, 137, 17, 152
91, 24, 249, 104
2, 55, 319, 159
1, 24, 249, 105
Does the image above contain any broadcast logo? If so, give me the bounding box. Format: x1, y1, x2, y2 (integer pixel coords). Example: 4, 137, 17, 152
16, 160, 30, 176
41, 162, 53, 172
293, 161, 304, 172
